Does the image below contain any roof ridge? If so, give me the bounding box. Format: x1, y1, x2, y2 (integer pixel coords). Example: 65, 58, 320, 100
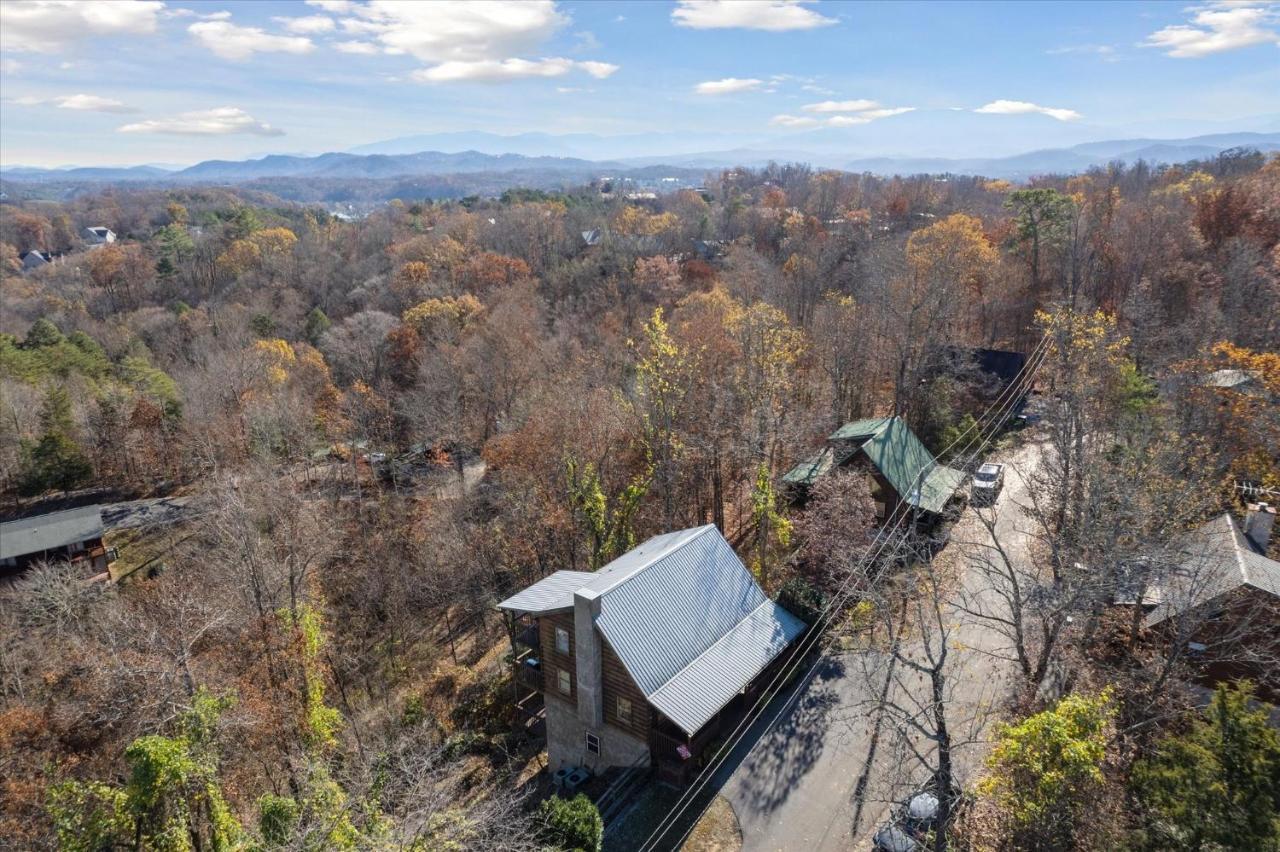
647, 597, 775, 698
589, 524, 716, 598
1224, 513, 1252, 585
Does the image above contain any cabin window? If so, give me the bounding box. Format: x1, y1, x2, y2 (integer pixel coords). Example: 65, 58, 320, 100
555, 626, 570, 654
558, 668, 572, 695
586, 732, 600, 755
68, 540, 86, 554
617, 696, 632, 724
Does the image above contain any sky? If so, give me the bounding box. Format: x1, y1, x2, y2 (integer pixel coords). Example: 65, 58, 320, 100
1, 0, 1277, 168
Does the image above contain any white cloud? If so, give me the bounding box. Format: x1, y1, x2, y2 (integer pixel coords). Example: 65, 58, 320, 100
694, 77, 764, 95
306, 0, 355, 12
826, 107, 913, 125
189, 20, 316, 61
412, 56, 616, 83
58, 93, 137, 113
1046, 44, 1117, 57
802, 98, 881, 113
1, 0, 164, 54
2, 58, 21, 74
4, 93, 138, 112
578, 60, 619, 78
672, 0, 837, 31
334, 40, 378, 54
321, 1, 619, 84
338, 1, 566, 63
771, 106, 913, 128
974, 99, 1082, 121
1143, 2, 1279, 58
770, 114, 820, 127
165, 8, 231, 20
118, 106, 284, 136
275, 15, 337, 34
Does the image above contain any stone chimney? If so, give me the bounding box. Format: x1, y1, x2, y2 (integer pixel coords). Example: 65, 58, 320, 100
1244, 502, 1276, 554
572, 588, 603, 726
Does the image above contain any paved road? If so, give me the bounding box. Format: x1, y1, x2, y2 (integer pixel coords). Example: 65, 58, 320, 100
716, 439, 1044, 852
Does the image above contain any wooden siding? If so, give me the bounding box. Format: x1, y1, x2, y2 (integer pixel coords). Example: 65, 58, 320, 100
539, 612, 576, 703
600, 634, 652, 741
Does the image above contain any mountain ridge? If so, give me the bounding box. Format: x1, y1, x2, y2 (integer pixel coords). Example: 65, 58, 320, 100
2, 132, 1276, 185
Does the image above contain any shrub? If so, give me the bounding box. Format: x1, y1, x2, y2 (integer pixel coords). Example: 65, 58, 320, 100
537, 794, 603, 852
777, 575, 824, 627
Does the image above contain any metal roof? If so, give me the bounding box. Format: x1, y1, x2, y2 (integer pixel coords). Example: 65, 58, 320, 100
829, 416, 893, 442
0, 506, 104, 560
496, 570, 597, 615
496, 525, 807, 735
781, 446, 836, 488
593, 525, 805, 736
1147, 514, 1280, 626
646, 598, 805, 735
831, 416, 964, 514
1202, 369, 1256, 389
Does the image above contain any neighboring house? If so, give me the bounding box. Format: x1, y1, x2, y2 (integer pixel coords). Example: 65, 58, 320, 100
1144, 503, 1279, 697
84, 226, 116, 246
19, 250, 51, 272
581, 229, 602, 247
938, 346, 1028, 392
0, 506, 111, 580
692, 239, 727, 261
498, 525, 807, 784
1202, 369, 1257, 391
781, 416, 965, 517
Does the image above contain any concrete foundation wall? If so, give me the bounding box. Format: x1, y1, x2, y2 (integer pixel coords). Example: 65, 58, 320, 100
544, 694, 650, 774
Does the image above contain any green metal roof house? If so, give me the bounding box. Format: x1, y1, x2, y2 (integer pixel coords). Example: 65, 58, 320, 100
782, 416, 965, 515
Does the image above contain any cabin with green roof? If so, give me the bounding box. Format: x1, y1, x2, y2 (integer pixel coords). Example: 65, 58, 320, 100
781, 416, 965, 517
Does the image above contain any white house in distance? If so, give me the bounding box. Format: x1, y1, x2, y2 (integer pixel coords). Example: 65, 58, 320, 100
84, 227, 116, 247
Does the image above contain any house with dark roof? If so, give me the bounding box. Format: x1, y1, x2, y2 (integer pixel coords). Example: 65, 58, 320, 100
1143, 503, 1279, 696
0, 506, 111, 579
19, 250, 51, 272
781, 416, 965, 517
498, 525, 806, 784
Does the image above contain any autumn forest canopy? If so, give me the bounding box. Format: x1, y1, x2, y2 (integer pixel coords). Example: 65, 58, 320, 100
2, 149, 1279, 850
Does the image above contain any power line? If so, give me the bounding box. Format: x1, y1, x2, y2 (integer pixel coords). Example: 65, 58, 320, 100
637, 335, 1051, 852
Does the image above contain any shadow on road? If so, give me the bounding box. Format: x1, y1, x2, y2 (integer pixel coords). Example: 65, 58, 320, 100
729, 655, 846, 817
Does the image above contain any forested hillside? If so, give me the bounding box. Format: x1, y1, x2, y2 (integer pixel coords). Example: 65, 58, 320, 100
2, 149, 1278, 850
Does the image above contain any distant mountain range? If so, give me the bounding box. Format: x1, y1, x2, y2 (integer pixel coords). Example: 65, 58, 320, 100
3, 132, 1277, 186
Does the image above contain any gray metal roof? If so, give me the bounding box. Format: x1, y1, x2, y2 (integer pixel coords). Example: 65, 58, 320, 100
496, 524, 807, 735
0, 506, 104, 560
647, 598, 805, 735
1147, 513, 1280, 626
496, 570, 597, 615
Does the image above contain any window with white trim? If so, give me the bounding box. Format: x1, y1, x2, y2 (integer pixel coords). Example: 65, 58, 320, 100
555, 626, 570, 654
585, 732, 600, 755
558, 668, 572, 695
617, 696, 632, 724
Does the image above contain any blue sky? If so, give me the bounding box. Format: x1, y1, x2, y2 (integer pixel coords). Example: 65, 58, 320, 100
1, 0, 1277, 167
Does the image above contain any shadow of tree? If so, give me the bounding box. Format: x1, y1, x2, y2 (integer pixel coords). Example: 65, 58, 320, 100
726, 655, 847, 816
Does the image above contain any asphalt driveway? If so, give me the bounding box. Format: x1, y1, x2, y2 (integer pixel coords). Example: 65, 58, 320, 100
714, 439, 1044, 852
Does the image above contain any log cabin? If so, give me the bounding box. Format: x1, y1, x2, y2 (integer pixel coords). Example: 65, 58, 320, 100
498, 525, 807, 785
781, 415, 965, 518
